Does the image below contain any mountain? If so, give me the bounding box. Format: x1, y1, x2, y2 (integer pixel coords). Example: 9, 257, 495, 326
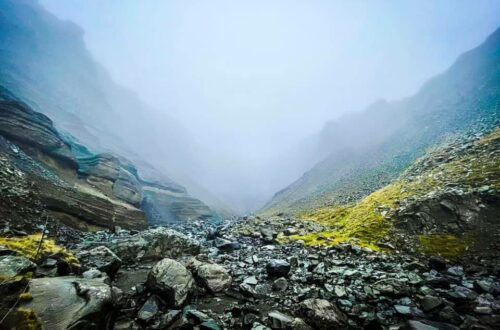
261, 26, 500, 216
0, 0, 219, 223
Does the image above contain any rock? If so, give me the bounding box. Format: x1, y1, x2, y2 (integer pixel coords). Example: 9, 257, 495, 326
0, 255, 36, 278
0, 100, 76, 166
402, 320, 459, 330
428, 256, 447, 271
244, 276, 258, 285
76, 246, 122, 278
252, 322, 272, 330
215, 238, 240, 251
22, 276, 114, 329
334, 285, 347, 298
297, 298, 347, 330
266, 259, 291, 277
421, 295, 442, 312
137, 295, 164, 323
373, 278, 410, 296
146, 258, 194, 307
272, 277, 288, 291
438, 306, 462, 325
446, 286, 478, 301
108, 227, 200, 263
195, 263, 232, 293
268, 311, 294, 329
82, 268, 108, 280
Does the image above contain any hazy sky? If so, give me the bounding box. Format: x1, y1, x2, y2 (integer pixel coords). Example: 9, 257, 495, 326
40, 0, 500, 211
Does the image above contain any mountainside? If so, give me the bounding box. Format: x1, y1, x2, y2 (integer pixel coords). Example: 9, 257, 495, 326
0, 0, 219, 223
261, 27, 500, 215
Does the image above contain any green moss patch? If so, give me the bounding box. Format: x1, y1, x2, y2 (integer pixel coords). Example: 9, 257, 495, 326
0, 234, 80, 267
418, 234, 472, 259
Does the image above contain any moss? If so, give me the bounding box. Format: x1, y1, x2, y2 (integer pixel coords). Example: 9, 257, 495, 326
19, 292, 33, 302
0, 234, 80, 267
418, 234, 472, 258
286, 129, 499, 251
14, 307, 42, 330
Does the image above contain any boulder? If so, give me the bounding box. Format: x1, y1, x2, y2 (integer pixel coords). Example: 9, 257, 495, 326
108, 227, 200, 263
22, 276, 115, 330
268, 311, 294, 329
137, 295, 164, 323
0, 255, 36, 278
76, 246, 122, 278
146, 258, 194, 307
266, 259, 290, 277
297, 298, 347, 330
195, 263, 232, 293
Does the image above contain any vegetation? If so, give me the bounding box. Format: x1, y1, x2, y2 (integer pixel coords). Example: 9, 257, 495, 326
0, 234, 80, 267
285, 128, 500, 256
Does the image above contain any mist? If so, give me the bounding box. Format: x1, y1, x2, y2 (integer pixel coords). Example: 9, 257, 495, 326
39, 0, 500, 213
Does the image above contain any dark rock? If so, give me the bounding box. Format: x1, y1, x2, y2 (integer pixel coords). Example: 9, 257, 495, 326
428, 256, 447, 271
215, 238, 241, 251
137, 295, 164, 323
401, 320, 459, 330
439, 306, 462, 325
421, 295, 443, 312
272, 277, 288, 291
266, 260, 291, 277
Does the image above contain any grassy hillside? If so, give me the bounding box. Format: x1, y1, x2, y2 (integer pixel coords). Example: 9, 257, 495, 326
261, 27, 500, 216
280, 128, 500, 258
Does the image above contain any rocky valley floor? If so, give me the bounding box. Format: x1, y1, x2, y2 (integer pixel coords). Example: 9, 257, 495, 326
1, 216, 499, 330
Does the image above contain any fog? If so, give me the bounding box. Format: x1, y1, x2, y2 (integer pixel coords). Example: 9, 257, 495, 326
40, 0, 500, 213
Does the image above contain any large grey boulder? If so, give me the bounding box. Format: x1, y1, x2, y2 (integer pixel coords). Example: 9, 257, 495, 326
146, 258, 194, 307
297, 299, 347, 330
23, 276, 117, 330
0, 255, 36, 278
195, 263, 232, 293
108, 227, 200, 263
76, 246, 122, 278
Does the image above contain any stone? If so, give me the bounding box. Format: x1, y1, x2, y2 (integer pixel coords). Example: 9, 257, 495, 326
266, 259, 291, 277
421, 295, 442, 312
137, 295, 164, 323
439, 306, 462, 325
268, 311, 294, 329
22, 276, 113, 329
77, 246, 122, 278
215, 238, 241, 251
108, 227, 200, 263
0, 255, 36, 278
402, 320, 459, 330
428, 256, 447, 271
373, 278, 410, 296
195, 263, 232, 293
244, 276, 258, 285
298, 298, 347, 330
272, 277, 288, 291
146, 258, 194, 307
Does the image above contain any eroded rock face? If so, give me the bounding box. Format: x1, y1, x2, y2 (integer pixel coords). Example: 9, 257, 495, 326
146, 258, 194, 308
23, 276, 116, 330
0, 100, 76, 167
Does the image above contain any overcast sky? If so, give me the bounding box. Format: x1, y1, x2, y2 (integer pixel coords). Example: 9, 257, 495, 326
40, 0, 500, 211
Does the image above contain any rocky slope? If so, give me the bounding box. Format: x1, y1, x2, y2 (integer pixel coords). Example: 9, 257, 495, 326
261, 26, 500, 216
0, 212, 499, 329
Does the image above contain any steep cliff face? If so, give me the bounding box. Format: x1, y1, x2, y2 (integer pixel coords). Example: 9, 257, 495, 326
0, 0, 219, 223
262, 27, 500, 215
0, 98, 219, 231
0, 100, 147, 231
